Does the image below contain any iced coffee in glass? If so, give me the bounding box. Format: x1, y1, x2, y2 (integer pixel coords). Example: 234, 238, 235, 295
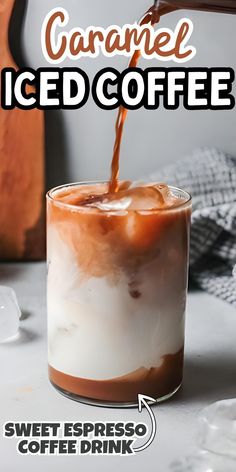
47, 181, 191, 406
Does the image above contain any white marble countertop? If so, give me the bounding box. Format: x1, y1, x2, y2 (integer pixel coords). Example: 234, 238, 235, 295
0, 262, 236, 472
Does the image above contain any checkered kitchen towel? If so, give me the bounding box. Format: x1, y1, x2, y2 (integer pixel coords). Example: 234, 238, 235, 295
148, 148, 236, 307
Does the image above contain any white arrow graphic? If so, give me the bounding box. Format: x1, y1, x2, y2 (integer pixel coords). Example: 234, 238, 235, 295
133, 394, 157, 453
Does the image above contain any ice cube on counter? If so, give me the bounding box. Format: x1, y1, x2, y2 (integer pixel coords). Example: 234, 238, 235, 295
170, 399, 236, 471
198, 399, 236, 458
0, 286, 21, 342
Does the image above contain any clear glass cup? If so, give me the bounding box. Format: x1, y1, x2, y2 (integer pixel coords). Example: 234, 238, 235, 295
47, 182, 191, 407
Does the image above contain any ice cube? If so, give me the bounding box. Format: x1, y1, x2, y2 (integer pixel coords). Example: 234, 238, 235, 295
92, 196, 132, 211
170, 400, 236, 472
86, 183, 175, 212
125, 186, 165, 210
89, 186, 163, 212
198, 399, 236, 459
0, 286, 21, 342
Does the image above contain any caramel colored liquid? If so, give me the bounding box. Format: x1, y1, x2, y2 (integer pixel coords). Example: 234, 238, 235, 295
49, 348, 184, 403
109, 5, 163, 193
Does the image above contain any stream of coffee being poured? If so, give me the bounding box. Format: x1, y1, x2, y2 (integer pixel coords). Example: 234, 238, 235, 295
108, 0, 175, 194
77, 0, 178, 209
